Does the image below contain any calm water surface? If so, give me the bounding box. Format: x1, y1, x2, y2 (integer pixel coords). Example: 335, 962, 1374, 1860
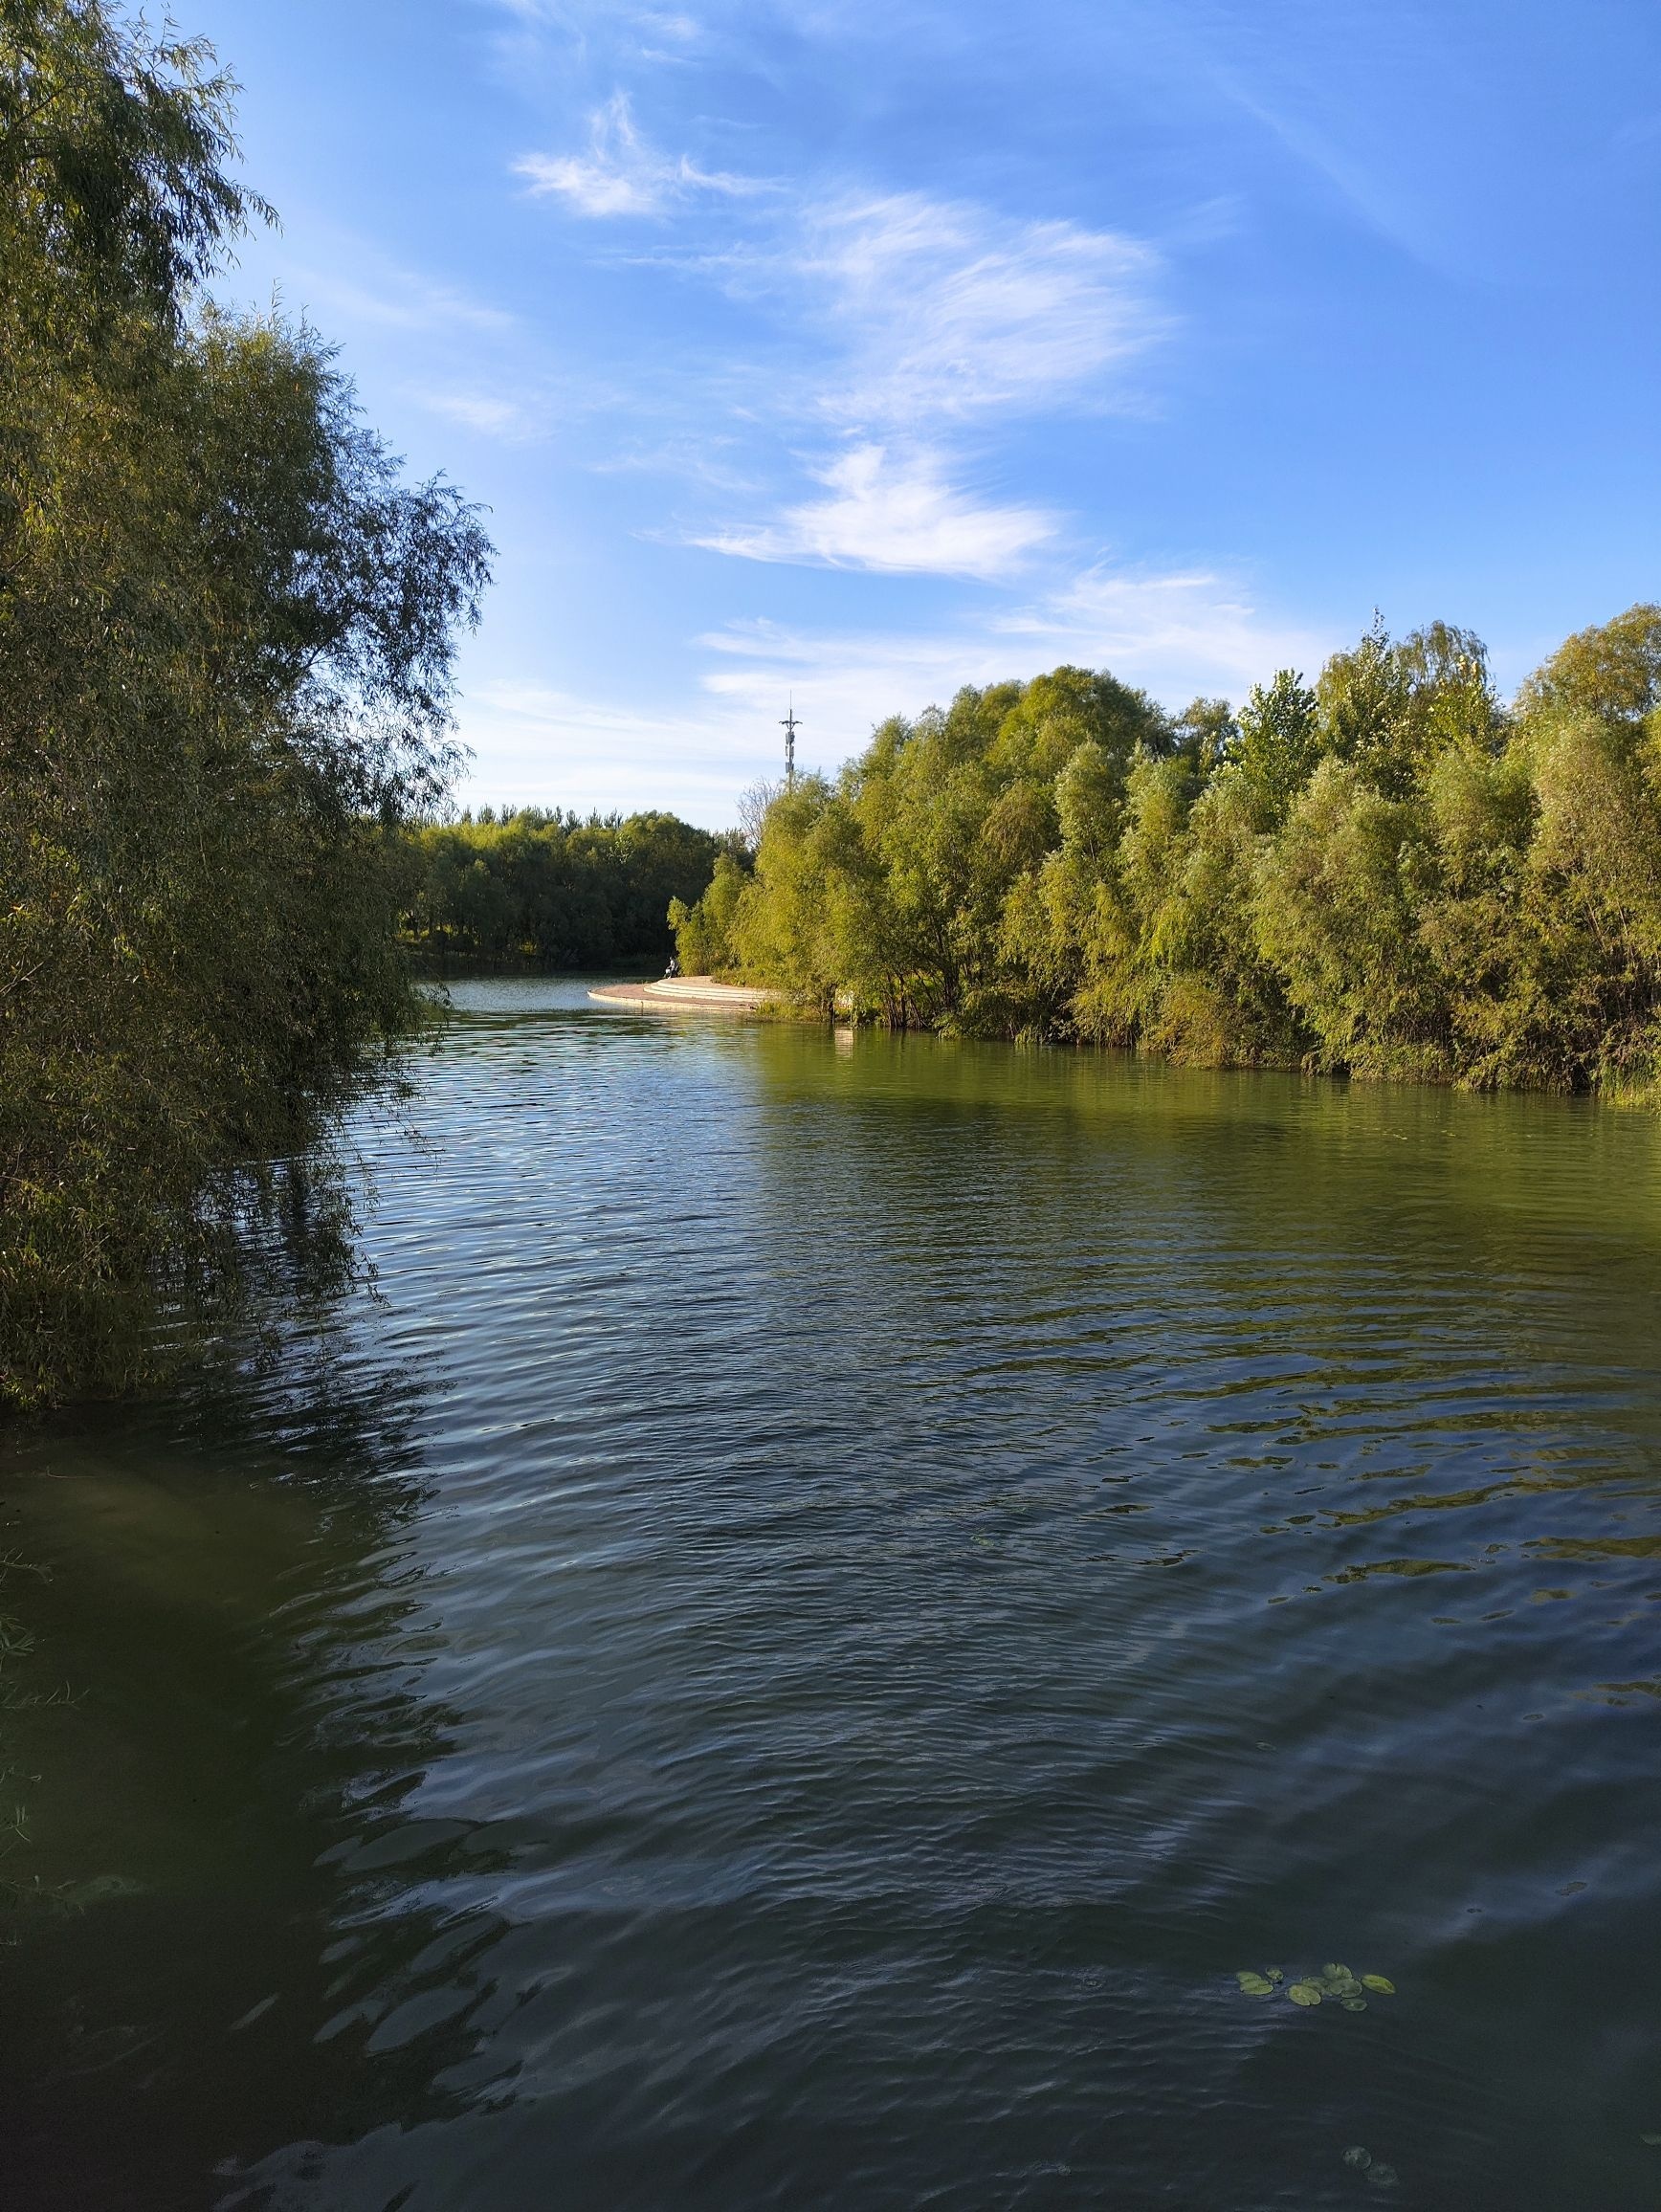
6, 980, 1661, 2210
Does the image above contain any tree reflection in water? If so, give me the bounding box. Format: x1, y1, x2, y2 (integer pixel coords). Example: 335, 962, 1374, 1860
2, 1274, 494, 2212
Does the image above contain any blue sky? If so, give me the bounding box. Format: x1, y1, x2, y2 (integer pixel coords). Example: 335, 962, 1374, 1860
189, 0, 1661, 826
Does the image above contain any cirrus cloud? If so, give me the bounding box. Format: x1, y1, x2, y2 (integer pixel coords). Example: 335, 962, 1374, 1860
516, 92, 772, 218
796, 193, 1165, 427
678, 194, 1166, 578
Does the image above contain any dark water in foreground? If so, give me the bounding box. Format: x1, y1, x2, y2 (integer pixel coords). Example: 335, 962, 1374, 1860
7, 981, 1661, 2212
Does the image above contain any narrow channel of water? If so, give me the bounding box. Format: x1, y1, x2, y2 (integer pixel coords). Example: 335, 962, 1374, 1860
6, 978, 1661, 2210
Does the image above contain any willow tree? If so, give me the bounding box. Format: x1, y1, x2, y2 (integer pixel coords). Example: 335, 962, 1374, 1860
1, 1, 491, 1405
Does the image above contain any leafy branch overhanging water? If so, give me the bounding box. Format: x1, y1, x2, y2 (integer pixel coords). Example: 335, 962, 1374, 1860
0, 0, 492, 1407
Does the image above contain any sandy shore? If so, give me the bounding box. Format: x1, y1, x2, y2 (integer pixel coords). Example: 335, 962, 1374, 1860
588, 975, 775, 1012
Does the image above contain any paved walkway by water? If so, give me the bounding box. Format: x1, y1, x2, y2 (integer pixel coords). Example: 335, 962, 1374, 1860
588, 975, 775, 1012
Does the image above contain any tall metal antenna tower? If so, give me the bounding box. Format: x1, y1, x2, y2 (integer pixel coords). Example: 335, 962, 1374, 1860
781, 697, 801, 786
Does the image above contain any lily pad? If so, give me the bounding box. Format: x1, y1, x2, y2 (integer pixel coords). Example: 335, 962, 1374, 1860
1365, 2162, 1399, 2189
1266, 1967, 1284, 1982
1236, 1971, 1274, 1997
1340, 1997, 1367, 2012
1322, 1962, 1352, 1980
1361, 1975, 1396, 1995
1341, 2146, 1372, 2169
1640, 2134, 1661, 2146
1288, 1981, 1322, 2006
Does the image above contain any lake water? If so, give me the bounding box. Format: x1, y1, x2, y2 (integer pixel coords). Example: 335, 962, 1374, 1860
7, 978, 1661, 2211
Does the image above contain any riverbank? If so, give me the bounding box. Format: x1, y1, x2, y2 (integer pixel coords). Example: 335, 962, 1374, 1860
589, 975, 776, 1012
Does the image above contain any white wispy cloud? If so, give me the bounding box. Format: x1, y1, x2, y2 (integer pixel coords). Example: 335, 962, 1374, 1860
489, 0, 699, 35
413, 388, 547, 441
289, 262, 515, 336
1008, 564, 1330, 692
795, 193, 1164, 426
633, 9, 702, 58
678, 191, 1164, 577
588, 434, 759, 492
515, 105, 1167, 576
698, 565, 1330, 741
454, 679, 769, 821
516, 92, 767, 218
692, 443, 1055, 578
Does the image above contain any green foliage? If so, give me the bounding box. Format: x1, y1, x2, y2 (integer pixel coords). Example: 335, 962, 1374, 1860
1234, 670, 1320, 826
706, 608, 1661, 1101
1, 1, 491, 1406
0, 0, 264, 335
1254, 760, 1451, 1081
722, 674, 1172, 1034
727, 774, 847, 1016
669, 849, 749, 977
1175, 696, 1240, 777
405, 809, 723, 967
1316, 617, 1497, 799
1514, 605, 1661, 729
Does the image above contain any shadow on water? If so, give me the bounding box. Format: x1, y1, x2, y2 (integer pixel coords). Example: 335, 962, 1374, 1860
5, 984, 1661, 2210
0, 1317, 495, 2212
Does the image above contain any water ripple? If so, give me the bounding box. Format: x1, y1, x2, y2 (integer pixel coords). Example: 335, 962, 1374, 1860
9, 981, 1661, 2210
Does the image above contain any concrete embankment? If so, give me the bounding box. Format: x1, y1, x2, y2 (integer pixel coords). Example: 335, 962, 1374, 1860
588, 976, 775, 1013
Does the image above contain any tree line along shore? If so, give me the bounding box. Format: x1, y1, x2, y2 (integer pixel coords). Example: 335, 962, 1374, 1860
398, 810, 735, 970
669, 608, 1661, 1096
